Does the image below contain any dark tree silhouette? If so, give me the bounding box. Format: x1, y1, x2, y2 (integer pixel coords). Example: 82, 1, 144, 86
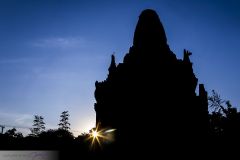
4, 128, 23, 138
30, 115, 46, 137
58, 111, 70, 131
208, 90, 240, 139
39, 128, 74, 139
208, 90, 226, 113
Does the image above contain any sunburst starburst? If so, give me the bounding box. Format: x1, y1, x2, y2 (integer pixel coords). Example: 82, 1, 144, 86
87, 123, 116, 149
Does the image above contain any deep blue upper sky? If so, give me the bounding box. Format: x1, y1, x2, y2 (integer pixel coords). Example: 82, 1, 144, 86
0, 0, 239, 135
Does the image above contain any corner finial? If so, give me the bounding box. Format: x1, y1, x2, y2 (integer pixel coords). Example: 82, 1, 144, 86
183, 49, 192, 63
108, 53, 116, 73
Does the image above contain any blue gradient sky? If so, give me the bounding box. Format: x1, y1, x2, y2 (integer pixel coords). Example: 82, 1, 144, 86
0, 0, 239, 136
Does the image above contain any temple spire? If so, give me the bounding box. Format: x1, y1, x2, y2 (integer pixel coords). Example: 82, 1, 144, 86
133, 9, 167, 50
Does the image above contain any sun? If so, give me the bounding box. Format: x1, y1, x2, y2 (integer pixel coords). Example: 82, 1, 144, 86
92, 130, 99, 138
87, 123, 116, 149
88, 123, 104, 149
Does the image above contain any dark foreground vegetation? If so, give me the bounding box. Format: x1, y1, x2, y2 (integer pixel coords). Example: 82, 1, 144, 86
0, 91, 239, 159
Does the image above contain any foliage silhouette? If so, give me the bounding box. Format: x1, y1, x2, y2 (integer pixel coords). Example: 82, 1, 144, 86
4, 128, 23, 138
208, 90, 240, 138
29, 115, 46, 137
58, 111, 70, 131
209, 90, 226, 112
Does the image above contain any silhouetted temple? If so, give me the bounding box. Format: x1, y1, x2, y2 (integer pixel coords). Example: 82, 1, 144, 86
94, 9, 208, 153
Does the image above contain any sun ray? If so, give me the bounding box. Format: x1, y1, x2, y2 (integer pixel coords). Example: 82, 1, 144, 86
87, 123, 116, 149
